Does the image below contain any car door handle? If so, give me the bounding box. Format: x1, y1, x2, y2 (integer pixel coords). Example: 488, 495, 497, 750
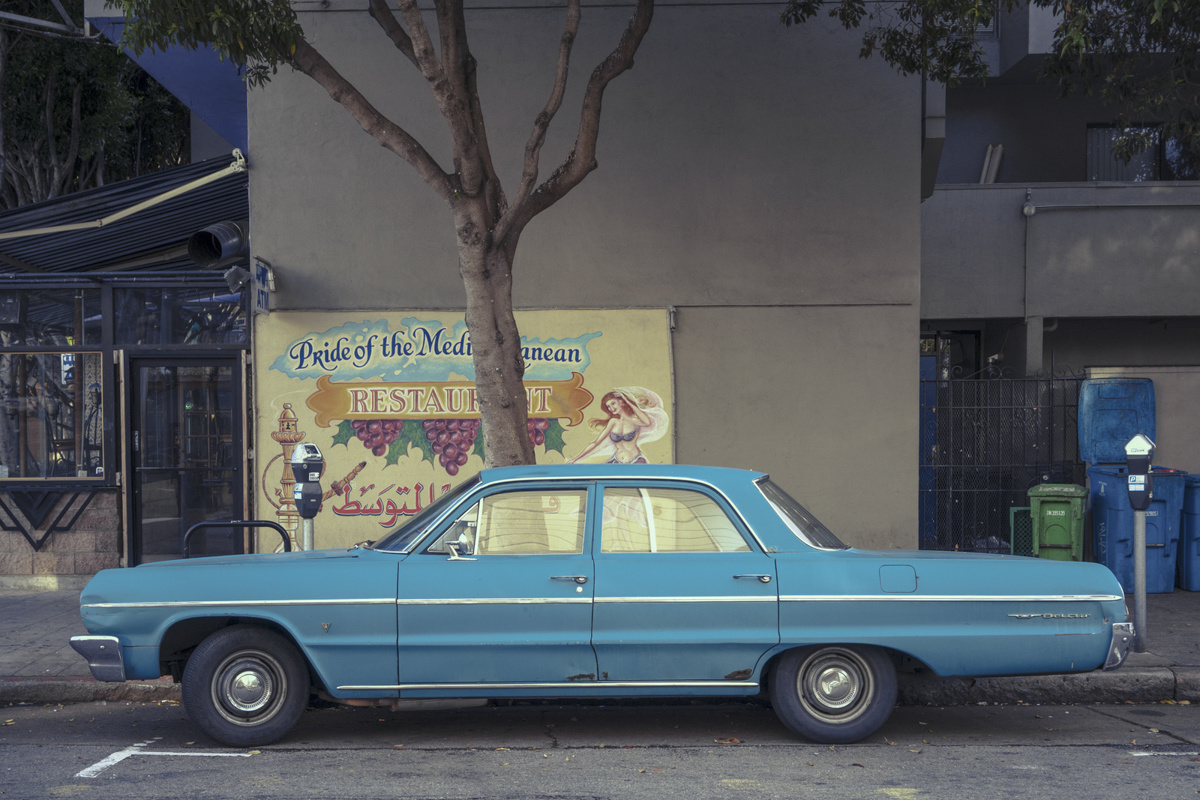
734, 574, 772, 584
551, 575, 589, 585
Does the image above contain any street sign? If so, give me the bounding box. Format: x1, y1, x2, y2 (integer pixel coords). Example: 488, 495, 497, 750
252, 261, 271, 316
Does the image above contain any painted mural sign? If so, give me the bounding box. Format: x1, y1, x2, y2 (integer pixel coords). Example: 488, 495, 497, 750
255, 310, 673, 550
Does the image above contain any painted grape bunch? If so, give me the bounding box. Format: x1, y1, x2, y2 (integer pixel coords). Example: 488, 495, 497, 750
527, 417, 550, 447
337, 417, 563, 475
351, 419, 404, 457
422, 418, 481, 476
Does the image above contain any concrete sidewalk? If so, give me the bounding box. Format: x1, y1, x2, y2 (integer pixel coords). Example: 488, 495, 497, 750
2, 579, 1199, 707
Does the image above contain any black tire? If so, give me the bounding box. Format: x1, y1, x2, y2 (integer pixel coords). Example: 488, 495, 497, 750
769, 645, 897, 744
182, 626, 309, 747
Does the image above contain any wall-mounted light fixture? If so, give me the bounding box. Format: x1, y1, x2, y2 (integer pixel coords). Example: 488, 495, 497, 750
223, 265, 251, 292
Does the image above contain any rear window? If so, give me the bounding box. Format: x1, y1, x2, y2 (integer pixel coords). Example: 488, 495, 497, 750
757, 478, 848, 550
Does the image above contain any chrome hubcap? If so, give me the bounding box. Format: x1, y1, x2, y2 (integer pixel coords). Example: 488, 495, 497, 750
798, 648, 872, 721
229, 668, 268, 710
814, 665, 857, 708
214, 653, 283, 721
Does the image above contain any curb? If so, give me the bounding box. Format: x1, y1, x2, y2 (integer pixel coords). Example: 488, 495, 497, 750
898, 668, 1174, 706
897, 666, 1200, 706
0, 678, 181, 706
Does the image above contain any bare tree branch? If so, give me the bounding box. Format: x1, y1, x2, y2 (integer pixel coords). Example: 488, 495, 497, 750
367, 0, 418, 68
494, 0, 581, 245
449, 0, 504, 221
515, 0, 654, 232
434, 0, 460, 87
289, 38, 455, 202
394, 0, 484, 196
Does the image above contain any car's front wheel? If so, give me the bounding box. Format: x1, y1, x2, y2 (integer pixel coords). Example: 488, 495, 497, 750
769, 645, 897, 744
182, 626, 309, 747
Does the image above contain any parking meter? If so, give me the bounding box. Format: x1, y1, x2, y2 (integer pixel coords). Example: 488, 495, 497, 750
290, 444, 324, 550
1125, 433, 1154, 653
1124, 434, 1155, 511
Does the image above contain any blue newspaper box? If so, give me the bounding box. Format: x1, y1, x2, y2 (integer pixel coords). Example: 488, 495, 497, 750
1090, 466, 1185, 593
1179, 475, 1200, 591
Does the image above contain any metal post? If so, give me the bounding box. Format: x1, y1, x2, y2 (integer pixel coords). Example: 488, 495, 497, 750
302, 518, 314, 552
1133, 508, 1147, 653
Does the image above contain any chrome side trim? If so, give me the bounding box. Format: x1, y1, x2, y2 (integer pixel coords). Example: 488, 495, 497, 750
402, 596, 772, 605
85, 593, 1121, 610
398, 597, 593, 605
85, 595, 781, 610
338, 680, 761, 691
82, 598, 396, 609
69, 635, 126, 682
594, 596, 775, 603
780, 594, 1123, 603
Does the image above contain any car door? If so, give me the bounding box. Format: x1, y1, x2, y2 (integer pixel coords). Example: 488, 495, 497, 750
591, 483, 779, 684
395, 485, 598, 689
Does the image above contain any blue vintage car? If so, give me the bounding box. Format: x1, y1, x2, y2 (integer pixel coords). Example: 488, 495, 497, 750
72, 464, 1132, 747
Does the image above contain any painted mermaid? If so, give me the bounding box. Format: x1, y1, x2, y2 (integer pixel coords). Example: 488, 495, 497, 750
568, 387, 668, 464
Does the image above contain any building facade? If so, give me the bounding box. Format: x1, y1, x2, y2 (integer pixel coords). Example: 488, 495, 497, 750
3, 0, 944, 584
0, 159, 252, 585
919, 5, 1200, 555
238, 1, 923, 553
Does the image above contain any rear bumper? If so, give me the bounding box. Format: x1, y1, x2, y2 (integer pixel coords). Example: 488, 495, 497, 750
1103, 622, 1135, 670
69, 635, 126, 682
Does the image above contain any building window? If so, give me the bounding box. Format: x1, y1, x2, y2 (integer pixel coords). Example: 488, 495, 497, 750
1087, 125, 1199, 182
0, 288, 102, 346
0, 351, 105, 479
114, 286, 247, 345
0, 288, 105, 480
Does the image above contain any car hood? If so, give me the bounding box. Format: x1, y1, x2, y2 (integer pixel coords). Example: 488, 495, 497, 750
133, 548, 364, 569
78, 548, 401, 611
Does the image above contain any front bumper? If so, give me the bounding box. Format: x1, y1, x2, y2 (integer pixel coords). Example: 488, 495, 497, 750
69, 635, 126, 682
1103, 622, 1135, 670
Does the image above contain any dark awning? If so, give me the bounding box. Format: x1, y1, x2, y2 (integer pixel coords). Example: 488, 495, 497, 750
0, 153, 248, 275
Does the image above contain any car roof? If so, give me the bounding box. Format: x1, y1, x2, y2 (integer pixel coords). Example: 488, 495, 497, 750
474, 463, 768, 484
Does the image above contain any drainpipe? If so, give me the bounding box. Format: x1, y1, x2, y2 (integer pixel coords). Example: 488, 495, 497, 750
1022, 189, 1042, 375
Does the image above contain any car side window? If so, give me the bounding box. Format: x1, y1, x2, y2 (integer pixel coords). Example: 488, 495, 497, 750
427, 489, 587, 556
601, 487, 751, 554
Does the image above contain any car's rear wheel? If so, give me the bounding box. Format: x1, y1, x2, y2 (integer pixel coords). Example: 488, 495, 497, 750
769, 645, 897, 744
182, 626, 309, 747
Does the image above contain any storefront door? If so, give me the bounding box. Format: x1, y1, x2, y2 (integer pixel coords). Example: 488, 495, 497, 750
128, 357, 244, 563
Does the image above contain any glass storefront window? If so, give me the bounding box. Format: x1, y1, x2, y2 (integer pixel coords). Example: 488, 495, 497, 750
0, 352, 104, 479
115, 287, 246, 345
0, 289, 101, 346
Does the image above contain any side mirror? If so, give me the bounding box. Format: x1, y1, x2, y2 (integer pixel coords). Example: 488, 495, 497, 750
446, 523, 476, 560
447, 541, 476, 561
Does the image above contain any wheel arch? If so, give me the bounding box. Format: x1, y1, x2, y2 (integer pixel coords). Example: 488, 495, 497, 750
760, 642, 932, 693
158, 616, 325, 691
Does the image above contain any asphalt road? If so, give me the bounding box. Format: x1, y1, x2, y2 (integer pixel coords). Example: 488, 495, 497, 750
3, 699, 1199, 799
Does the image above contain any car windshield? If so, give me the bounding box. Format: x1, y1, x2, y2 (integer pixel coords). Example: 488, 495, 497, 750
370, 476, 481, 552
756, 477, 849, 550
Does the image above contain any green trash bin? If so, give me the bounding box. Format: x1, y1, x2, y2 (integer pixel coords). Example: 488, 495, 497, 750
1027, 484, 1088, 561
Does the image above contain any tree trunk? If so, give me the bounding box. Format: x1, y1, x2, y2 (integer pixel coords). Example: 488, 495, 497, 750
457, 211, 535, 467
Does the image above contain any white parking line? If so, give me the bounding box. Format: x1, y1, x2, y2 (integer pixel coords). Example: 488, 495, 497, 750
1128, 752, 1200, 758
76, 737, 254, 778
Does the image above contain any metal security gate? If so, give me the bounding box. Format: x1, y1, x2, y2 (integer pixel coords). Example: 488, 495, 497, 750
919, 362, 1086, 553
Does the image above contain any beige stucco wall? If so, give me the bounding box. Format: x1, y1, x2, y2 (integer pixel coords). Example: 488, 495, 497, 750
673, 305, 919, 550
246, 1, 923, 548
